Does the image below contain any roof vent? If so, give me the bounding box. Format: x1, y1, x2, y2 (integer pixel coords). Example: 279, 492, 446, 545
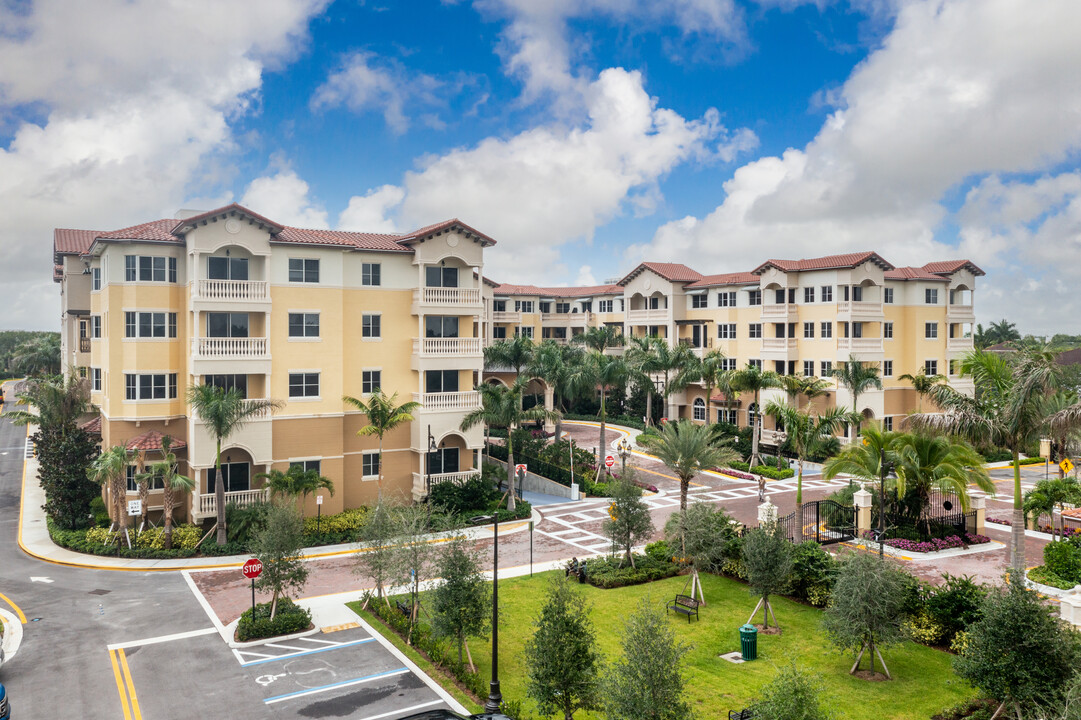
174, 209, 207, 220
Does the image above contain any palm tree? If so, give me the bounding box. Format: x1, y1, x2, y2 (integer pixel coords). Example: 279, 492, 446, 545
484, 336, 536, 377
831, 355, 883, 438
625, 336, 662, 426
1040, 391, 1081, 477
890, 433, 995, 537
528, 341, 584, 441
568, 351, 629, 480
639, 420, 740, 510
728, 363, 782, 468
898, 370, 945, 412
460, 377, 560, 511
910, 347, 1061, 571
87, 445, 132, 540
343, 389, 420, 503
138, 436, 194, 549
671, 349, 730, 426
823, 423, 897, 490
3, 372, 91, 435
11, 334, 61, 376
187, 384, 283, 545
765, 402, 852, 504
778, 374, 830, 408
571, 324, 624, 353
1023, 477, 1081, 540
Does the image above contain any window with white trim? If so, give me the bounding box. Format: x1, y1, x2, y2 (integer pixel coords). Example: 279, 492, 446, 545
718, 291, 736, 307
288, 372, 320, 398
289, 460, 321, 474
691, 294, 708, 309
92, 268, 101, 291
803, 360, 815, 377
883, 417, 894, 431
91, 315, 102, 338
515, 326, 533, 338
362, 370, 381, 394
883, 360, 893, 377
91, 368, 101, 391
288, 313, 320, 338
925, 360, 938, 376
362, 452, 380, 478
884, 287, 894, 304
598, 300, 614, 313
803, 322, 815, 339
288, 258, 319, 283
492, 326, 506, 339
125, 373, 177, 400
821, 286, 833, 302
127, 465, 164, 492
749, 359, 762, 370
748, 289, 762, 306
717, 408, 737, 425
721, 358, 736, 371
884, 322, 894, 339
692, 398, 706, 421
748, 323, 762, 339
204, 374, 247, 398
515, 300, 534, 313
426, 266, 458, 288
362, 314, 381, 339
925, 322, 938, 339
718, 323, 736, 339
925, 288, 938, 304
125, 312, 177, 338
208, 256, 248, 280
821, 322, 833, 339
820, 360, 833, 376
125, 255, 176, 283
361, 262, 381, 286
803, 287, 815, 303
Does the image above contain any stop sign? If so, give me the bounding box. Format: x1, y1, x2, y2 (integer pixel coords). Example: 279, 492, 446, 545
604, 455, 615, 468
242, 558, 263, 579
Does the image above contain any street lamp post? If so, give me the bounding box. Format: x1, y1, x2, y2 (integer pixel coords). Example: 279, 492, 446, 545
471, 511, 502, 713
425, 425, 438, 520
617, 438, 631, 475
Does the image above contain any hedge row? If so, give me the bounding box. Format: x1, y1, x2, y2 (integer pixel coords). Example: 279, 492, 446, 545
236, 598, 313, 642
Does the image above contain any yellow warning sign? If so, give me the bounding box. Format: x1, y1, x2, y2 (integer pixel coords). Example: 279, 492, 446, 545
1061, 458, 1075, 474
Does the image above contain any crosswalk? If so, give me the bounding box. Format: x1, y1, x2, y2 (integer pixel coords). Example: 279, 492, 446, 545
24, 436, 35, 459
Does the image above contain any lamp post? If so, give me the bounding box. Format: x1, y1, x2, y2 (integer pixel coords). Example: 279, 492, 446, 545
617, 438, 631, 475
470, 512, 502, 713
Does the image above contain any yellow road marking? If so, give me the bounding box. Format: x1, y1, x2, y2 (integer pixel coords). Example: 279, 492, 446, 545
109, 650, 133, 720
118, 649, 143, 719
322, 622, 360, 633
0, 591, 27, 624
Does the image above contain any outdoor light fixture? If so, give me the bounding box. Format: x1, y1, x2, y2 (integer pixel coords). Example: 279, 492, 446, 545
82, 261, 91, 275
469, 512, 503, 713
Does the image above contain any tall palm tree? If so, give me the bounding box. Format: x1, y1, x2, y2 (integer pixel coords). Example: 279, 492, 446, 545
831, 354, 883, 437
765, 402, 852, 504
343, 389, 420, 503
11, 334, 61, 376
3, 372, 91, 435
639, 420, 739, 510
778, 374, 830, 408
671, 349, 730, 426
822, 423, 897, 491
898, 369, 945, 412
910, 347, 1061, 571
652, 341, 695, 421
187, 384, 283, 544
572, 324, 625, 353
87, 445, 132, 538
528, 341, 584, 440
138, 436, 195, 549
728, 363, 782, 468
625, 336, 662, 426
484, 336, 536, 377
890, 433, 995, 537
460, 377, 560, 511
568, 351, 629, 480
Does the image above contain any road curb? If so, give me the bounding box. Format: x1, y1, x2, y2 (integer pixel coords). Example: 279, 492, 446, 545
0, 608, 22, 663
223, 619, 322, 649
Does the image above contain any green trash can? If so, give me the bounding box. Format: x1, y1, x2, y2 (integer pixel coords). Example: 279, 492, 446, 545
739, 624, 758, 661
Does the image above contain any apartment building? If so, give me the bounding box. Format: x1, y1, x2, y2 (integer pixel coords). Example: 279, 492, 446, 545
54, 204, 492, 523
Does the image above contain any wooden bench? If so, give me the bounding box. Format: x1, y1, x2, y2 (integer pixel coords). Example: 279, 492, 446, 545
728, 710, 754, 720
666, 594, 700, 622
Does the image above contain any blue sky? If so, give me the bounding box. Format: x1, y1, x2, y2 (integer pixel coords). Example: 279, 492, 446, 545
2, 0, 1080, 333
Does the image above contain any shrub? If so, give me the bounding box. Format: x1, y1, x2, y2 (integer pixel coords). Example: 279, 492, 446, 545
787, 541, 838, 606
302, 506, 370, 544
923, 574, 986, 644
728, 460, 751, 472
134, 524, 202, 549
236, 598, 312, 642
1028, 565, 1075, 590
1043, 540, 1081, 584
430, 474, 500, 515
750, 465, 795, 480
903, 612, 949, 646
89, 497, 110, 528
583, 553, 680, 589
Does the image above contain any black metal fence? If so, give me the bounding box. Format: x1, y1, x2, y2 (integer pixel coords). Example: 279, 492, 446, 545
873, 490, 978, 541
775, 500, 855, 545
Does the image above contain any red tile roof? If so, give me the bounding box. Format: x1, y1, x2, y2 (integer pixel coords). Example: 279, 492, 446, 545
275, 227, 410, 251
171, 203, 284, 236
397, 218, 497, 247
98, 219, 182, 243
125, 429, 186, 452
753, 251, 894, 274
686, 272, 760, 288
492, 283, 622, 298
54, 228, 102, 256
80, 415, 101, 434
921, 260, 986, 277
619, 262, 703, 285
884, 267, 950, 282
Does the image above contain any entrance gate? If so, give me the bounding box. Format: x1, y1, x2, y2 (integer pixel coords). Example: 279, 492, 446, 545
776, 500, 856, 545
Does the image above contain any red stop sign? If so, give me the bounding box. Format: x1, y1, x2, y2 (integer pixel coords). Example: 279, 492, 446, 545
242, 558, 263, 579
605, 455, 615, 468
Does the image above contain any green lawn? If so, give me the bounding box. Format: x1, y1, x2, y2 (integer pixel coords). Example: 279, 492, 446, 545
351, 571, 977, 720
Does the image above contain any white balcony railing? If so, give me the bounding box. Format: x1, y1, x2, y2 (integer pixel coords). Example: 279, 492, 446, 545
412, 391, 483, 412
947, 304, 976, 321
194, 488, 269, 517
417, 287, 482, 306
762, 338, 797, 352
413, 469, 482, 489
626, 308, 668, 324
196, 279, 268, 301
836, 337, 884, 352
836, 301, 884, 317
761, 304, 795, 319
492, 311, 522, 323
947, 337, 974, 352
413, 337, 484, 357
540, 312, 590, 327
192, 337, 269, 358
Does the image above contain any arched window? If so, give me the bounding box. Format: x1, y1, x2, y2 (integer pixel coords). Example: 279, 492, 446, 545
693, 397, 706, 421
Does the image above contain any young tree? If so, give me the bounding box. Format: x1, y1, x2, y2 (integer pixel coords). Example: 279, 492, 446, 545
250, 501, 309, 620
601, 471, 654, 568
743, 522, 793, 630
87, 445, 132, 538
258, 465, 334, 516
671, 349, 731, 428
524, 577, 604, 720
765, 401, 852, 504
603, 597, 693, 720
138, 435, 195, 548
954, 578, 1081, 718
664, 501, 737, 604
431, 533, 490, 671
640, 420, 740, 510
752, 664, 834, 720
822, 552, 909, 679
830, 355, 882, 437
728, 363, 782, 468
898, 369, 945, 412
392, 505, 438, 639
343, 389, 419, 502
355, 501, 398, 606
1024, 477, 1081, 539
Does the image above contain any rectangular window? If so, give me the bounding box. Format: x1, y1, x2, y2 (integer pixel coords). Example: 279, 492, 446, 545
362, 370, 382, 394
852, 286, 863, 302
925, 322, 938, 339
748, 290, 762, 306
362, 262, 381, 286
884, 287, 894, 304
555, 302, 570, 314
288, 372, 320, 398
124, 373, 177, 400
925, 288, 939, 304
718, 291, 737, 307
721, 358, 736, 371
803, 322, 815, 339
425, 266, 459, 288
362, 452, 380, 478
516, 326, 534, 338
841, 322, 849, 338
949, 359, 958, 375
717, 323, 736, 339
821, 286, 833, 302
289, 460, 321, 474
748, 323, 762, 339
842, 285, 850, 302
288, 313, 320, 338
821, 322, 833, 339
92, 368, 101, 391
691, 294, 708, 309
925, 360, 938, 376
492, 300, 506, 312
91, 316, 102, 338
598, 300, 614, 313
492, 326, 506, 339
539, 302, 551, 314
92, 268, 101, 291
207, 256, 248, 280
515, 300, 534, 313
127, 465, 164, 492
425, 316, 459, 338
125, 311, 175, 338
883, 417, 894, 431
139, 256, 166, 282
883, 360, 893, 377
125, 255, 136, 281
749, 359, 762, 370
821, 361, 833, 376
426, 370, 459, 394
803, 360, 815, 377
362, 314, 382, 339
204, 374, 247, 398
288, 258, 320, 283
775, 289, 786, 304
207, 312, 249, 338
803, 287, 814, 303
788, 288, 797, 304
884, 322, 894, 339
207, 461, 250, 494
428, 447, 460, 475
852, 322, 863, 339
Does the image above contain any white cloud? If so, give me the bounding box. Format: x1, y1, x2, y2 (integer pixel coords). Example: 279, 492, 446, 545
575, 265, 598, 286
348, 67, 752, 283
631, 0, 1081, 334
337, 185, 405, 232
241, 168, 329, 229
0, 0, 328, 329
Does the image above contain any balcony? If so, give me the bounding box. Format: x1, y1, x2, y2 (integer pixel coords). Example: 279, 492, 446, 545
762, 338, 797, 353
541, 312, 590, 327
761, 304, 797, 320
836, 337, 884, 355
196, 279, 268, 301
192, 488, 270, 520
836, 301, 885, 320
189, 399, 274, 467
492, 310, 522, 324
626, 308, 668, 324
413, 286, 482, 316
191, 337, 271, 374
412, 337, 484, 372
79, 337, 91, 353
411, 469, 482, 500
412, 391, 483, 412
947, 337, 974, 352
947, 304, 976, 323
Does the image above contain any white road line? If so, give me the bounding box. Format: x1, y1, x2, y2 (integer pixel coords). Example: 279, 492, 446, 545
107, 627, 218, 651
180, 569, 226, 635
354, 700, 444, 720
240, 637, 375, 667
264, 642, 312, 652
263, 667, 410, 704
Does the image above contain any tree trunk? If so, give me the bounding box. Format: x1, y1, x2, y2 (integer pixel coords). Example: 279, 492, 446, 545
458, 631, 464, 665
270, 591, 278, 621
376, 435, 384, 503
506, 436, 517, 512
163, 486, 173, 550
215, 438, 227, 545
645, 389, 653, 427
1010, 451, 1026, 573
796, 460, 804, 505
680, 477, 689, 511
762, 594, 770, 629
465, 639, 475, 673
750, 390, 761, 468
599, 388, 607, 481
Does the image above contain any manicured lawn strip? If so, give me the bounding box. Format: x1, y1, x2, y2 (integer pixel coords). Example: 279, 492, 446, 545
374, 571, 977, 720
346, 600, 483, 715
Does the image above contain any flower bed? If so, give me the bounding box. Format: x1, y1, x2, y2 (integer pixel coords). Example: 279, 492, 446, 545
884, 533, 990, 553
714, 467, 756, 481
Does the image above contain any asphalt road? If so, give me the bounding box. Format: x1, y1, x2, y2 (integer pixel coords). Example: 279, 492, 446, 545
0, 385, 456, 720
